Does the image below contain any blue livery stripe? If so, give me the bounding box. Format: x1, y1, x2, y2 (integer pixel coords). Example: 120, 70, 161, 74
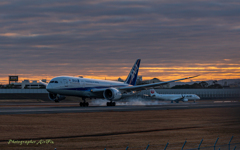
125, 59, 141, 86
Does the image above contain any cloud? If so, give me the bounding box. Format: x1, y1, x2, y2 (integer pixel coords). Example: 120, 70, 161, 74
0, 0, 240, 83
0, 33, 39, 37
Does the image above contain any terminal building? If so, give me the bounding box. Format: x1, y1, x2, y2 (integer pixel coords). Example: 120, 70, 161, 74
6, 75, 47, 89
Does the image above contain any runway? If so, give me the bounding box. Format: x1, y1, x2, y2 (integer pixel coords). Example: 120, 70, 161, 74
0, 99, 239, 115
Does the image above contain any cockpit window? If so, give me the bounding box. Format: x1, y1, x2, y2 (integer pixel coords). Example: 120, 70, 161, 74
50, 81, 54, 83
55, 81, 58, 83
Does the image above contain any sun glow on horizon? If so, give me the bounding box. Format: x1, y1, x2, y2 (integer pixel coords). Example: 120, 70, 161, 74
1, 61, 239, 84
1, 65, 239, 84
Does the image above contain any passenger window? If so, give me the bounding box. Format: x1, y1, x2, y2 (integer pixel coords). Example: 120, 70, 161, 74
55, 81, 58, 83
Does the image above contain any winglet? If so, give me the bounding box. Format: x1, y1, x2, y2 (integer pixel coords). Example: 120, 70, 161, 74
124, 59, 141, 86
39, 80, 48, 86
189, 75, 200, 79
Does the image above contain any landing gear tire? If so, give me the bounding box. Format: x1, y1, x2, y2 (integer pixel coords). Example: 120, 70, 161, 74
54, 100, 59, 103
79, 102, 89, 107
79, 97, 89, 107
171, 101, 173, 103
107, 102, 116, 106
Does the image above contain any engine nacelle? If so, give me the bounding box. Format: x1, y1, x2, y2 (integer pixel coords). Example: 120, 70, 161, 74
48, 93, 66, 101
183, 98, 188, 102
103, 88, 122, 101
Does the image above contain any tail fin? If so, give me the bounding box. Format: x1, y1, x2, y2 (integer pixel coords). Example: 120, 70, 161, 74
150, 89, 156, 97
124, 59, 141, 86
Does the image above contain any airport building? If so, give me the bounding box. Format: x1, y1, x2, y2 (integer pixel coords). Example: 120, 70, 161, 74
12, 80, 46, 89
4, 75, 46, 89
1, 76, 239, 100
169, 79, 240, 88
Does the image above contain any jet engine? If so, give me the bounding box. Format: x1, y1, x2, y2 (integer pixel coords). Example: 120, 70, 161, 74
103, 88, 122, 101
48, 93, 66, 101
183, 98, 188, 102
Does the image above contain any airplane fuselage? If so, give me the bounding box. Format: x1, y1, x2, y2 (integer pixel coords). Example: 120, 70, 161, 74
151, 94, 200, 101
46, 76, 129, 99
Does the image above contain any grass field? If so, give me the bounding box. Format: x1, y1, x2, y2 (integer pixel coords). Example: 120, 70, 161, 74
0, 107, 239, 150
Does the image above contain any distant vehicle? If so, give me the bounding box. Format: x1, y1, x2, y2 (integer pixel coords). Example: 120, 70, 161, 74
147, 89, 200, 103
40, 59, 199, 107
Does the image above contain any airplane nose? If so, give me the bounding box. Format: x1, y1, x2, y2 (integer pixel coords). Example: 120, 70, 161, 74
46, 84, 52, 92
197, 96, 200, 100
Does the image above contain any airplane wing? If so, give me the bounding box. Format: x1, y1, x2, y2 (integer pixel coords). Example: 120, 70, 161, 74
91, 75, 199, 93
118, 75, 199, 92
169, 97, 182, 101
143, 94, 151, 97
169, 94, 186, 101
39, 80, 48, 86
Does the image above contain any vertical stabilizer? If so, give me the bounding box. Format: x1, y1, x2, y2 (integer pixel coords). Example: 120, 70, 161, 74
150, 89, 156, 97
125, 59, 141, 86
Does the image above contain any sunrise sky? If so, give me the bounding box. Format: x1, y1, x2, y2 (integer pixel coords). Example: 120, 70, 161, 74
1, 0, 240, 84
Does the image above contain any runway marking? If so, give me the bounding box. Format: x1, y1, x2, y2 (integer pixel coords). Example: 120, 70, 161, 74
167, 106, 188, 107
0, 107, 141, 113
214, 101, 238, 103
0, 101, 240, 115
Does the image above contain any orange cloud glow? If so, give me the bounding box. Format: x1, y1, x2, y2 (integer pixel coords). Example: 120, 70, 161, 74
1, 63, 239, 85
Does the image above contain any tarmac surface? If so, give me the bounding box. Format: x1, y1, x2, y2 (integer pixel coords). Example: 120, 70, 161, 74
0, 99, 239, 115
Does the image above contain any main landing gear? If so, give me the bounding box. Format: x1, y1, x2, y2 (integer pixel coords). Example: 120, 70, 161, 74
107, 101, 116, 106
80, 102, 89, 107
79, 97, 89, 107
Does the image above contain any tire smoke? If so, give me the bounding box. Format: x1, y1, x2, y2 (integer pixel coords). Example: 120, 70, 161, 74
90, 97, 169, 106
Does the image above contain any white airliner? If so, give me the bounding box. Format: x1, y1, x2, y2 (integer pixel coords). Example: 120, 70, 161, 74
148, 89, 200, 103
40, 59, 199, 106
